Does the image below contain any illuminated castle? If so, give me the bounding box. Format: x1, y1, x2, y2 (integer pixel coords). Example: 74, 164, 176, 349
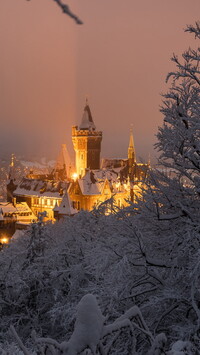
8, 101, 149, 220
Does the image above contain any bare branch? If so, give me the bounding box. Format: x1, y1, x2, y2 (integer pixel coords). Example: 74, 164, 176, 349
27, 0, 83, 24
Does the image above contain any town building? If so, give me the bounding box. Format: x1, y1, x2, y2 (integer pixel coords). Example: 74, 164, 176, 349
0, 199, 36, 243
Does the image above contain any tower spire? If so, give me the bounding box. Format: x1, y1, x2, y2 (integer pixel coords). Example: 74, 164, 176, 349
79, 99, 96, 131
9, 153, 15, 180
128, 127, 136, 162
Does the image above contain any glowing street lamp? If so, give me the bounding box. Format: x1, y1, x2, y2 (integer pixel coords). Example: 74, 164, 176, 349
72, 173, 78, 180
0, 236, 9, 244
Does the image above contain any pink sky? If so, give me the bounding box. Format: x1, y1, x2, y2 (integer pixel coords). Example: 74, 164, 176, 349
0, 0, 199, 163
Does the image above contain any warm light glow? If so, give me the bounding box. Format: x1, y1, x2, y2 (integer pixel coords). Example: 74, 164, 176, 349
115, 182, 120, 189
72, 173, 78, 180
0, 236, 9, 244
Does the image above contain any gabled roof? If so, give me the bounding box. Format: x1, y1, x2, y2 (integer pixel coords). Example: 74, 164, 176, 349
79, 102, 96, 131
0, 202, 36, 220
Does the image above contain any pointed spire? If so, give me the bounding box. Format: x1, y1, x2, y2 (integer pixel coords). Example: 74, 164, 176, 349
8, 153, 15, 180
10, 153, 14, 167
129, 127, 134, 148
148, 153, 151, 166
79, 99, 96, 131
55, 144, 72, 179
128, 127, 136, 162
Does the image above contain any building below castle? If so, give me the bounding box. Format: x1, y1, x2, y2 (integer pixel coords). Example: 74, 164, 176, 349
0, 199, 36, 245
7, 101, 149, 222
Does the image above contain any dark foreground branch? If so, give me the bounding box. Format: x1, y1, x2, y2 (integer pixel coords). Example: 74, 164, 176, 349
27, 0, 83, 24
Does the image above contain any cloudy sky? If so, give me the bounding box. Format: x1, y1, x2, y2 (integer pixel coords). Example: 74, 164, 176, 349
0, 0, 199, 163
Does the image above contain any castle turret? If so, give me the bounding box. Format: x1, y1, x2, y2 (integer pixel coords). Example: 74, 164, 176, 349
72, 100, 102, 177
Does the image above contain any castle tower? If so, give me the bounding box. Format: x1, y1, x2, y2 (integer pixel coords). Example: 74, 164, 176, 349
128, 128, 136, 163
72, 100, 102, 177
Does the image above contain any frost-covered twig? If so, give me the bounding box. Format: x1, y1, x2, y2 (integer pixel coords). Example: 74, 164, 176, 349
191, 282, 200, 329
32, 330, 62, 352
148, 333, 167, 355
10, 325, 31, 355
103, 305, 154, 344
154, 303, 179, 334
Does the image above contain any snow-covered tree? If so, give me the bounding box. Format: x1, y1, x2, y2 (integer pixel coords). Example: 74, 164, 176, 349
2, 21, 200, 355
135, 22, 200, 347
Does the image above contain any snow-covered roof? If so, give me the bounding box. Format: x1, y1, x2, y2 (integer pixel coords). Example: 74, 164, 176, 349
56, 192, 78, 215
76, 169, 128, 196
93, 168, 122, 183
0, 201, 36, 220
79, 103, 96, 131
14, 178, 69, 199
78, 170, 107, 196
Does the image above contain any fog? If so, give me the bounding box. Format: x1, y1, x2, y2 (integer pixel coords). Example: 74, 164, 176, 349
0, 0, 199, 163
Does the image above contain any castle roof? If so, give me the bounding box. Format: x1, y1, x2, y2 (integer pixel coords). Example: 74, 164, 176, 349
76, 168, 129, 196
77, 170, 107, 195
79, 102, 96, 131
